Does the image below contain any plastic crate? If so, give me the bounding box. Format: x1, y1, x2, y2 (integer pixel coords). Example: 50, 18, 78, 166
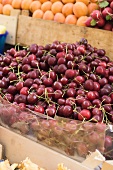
0, 31, 8, 54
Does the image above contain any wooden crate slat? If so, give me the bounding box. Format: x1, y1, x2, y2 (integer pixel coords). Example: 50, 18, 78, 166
17, 15, 113, 59
0, 14, 18, 45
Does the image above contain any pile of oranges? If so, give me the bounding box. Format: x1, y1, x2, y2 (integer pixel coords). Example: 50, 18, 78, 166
0, 0, 99, 26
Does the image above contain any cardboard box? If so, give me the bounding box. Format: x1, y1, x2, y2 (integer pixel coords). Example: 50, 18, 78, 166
0, 126, 91, 170
0, 126, 113, 170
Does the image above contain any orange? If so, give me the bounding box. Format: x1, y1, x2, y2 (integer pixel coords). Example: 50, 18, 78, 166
54, 12, 65, 23
32, 9, 44, 18
50, 0, 61, 3
62, 3, 73, 16
76, 0, 90, 6
51, 1, 63, 14
73, 2, 88, 18
88, 2, 99, 15
90, 0, 97, 3
0, 3, 3, 13
41, 1, 52, 12
2, 0, 12, 5
62, 0, 75, 4
3, 4, 13, 15
39, 0, 48, 4
21, 0, 33, 10
65, 14, 77, 24
30, 1, 41, 13
76, 16, 88, 26
43, 10, 54, 20
12, 0, 22, 9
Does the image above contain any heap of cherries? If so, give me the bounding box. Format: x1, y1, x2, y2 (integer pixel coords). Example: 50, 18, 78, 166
0, 38, 113, 123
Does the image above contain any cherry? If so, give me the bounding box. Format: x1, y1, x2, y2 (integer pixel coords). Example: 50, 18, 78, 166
65, 54, 74, 61
87, 91, 96, 101
45, 87, 54, 98
44, 44, 51, 51
89, 73, 98, 81
65, 69, 76, 79
76, 96, 85, 105
92, 108, 102, 116
7, 85, 17, 94
27, 93, 37, 104
53, 81, 62, 90
94, 82, 100, 91
16, 81, 24, 91
46, 106, 56, 117
57, 105, 64, 117
31, 83, 38, 90
22, 57, 30, 65
76, 89, 85, 96
48, 57, 57, 66
8, 73, 17, 81
22, 64, 31, 73
3, 57, 11, 65
24, 78, 34, 87
36, 49, 44, 58
20, 87, 29, 95
57, 64, 67, 74
82, 100, 92, 109
43, 78, 53, 86
99, 61, 107, 68
84, 79, 94, 91
29, 44, 38, 54
36, 87, 45, 96
68, 82, 77, 88
57, 98, 65, 105
49, 71, 56, 81
78, 109, 91, 120
14, 94, 27, 104
66, 88, 76, 97
101, 95, 111, 104
50, 49, 57, 56
57, 57, 66, 65
31, 60, 39, 68
67, 61, 76, 69
65, 97, 76, 106
103, 104, 112, 112
74, 76, 85, 85
54, 90, 62, 100
96, 66, 106, 76
34, 105, 45, 114
86, 55, 93, 62
109, 67, 113, 75
56, 52, 66, 59
78, 63, 87, 73
63, 105, 73, 117
77, 45, 85, 54
108, 75, 113, 83
99, 78, 108, 87
97, 49, 105, 56
2, 66, 10, 75
60, 77, 68, 85
27, 70, 39, 79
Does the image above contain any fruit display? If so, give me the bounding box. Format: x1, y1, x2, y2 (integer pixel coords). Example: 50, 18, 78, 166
0, 157, 69, 170
0, 38, 113, 160
85, 0, 113, 31
0, 0, 99, 25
